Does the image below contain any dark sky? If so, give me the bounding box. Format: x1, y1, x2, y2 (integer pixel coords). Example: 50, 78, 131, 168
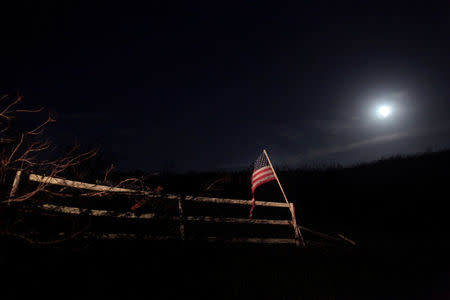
2, 1, 450, 172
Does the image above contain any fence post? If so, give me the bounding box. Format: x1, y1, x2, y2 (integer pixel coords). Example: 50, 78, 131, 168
289, 203, 304, 247
178, 195, 185, 241
9, 170, 22, 203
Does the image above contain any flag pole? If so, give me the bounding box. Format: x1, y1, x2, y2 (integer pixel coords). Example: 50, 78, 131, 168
263, 149, 305, 247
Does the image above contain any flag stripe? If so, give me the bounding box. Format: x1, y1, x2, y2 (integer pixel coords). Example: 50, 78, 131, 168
251, 169, 273, 184
252, 166, 271, 178
251, 175, 275, 193
249, 151, 277, 218
252, 174, 275, 188
249, 198, 256, 218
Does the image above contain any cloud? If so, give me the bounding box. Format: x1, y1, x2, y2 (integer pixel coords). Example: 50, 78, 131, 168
299, 119, 359, 132
306, 131, 411, 158
303, 120, 450, 160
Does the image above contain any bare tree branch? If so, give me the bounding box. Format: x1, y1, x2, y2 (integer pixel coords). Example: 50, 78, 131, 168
0, 95, 156, 244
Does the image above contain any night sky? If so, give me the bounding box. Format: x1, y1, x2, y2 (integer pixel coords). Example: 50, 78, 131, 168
2, 1, 450, 172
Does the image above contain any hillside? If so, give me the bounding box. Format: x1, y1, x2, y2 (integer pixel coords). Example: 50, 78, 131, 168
116, 149, 450, 250
2, 150, 450, 299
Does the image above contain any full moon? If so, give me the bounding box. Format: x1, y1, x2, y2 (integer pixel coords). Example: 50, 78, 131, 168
377, 105, 392, 119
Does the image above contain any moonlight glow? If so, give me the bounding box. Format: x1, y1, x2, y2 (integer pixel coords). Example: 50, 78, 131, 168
377, 105, 392, 118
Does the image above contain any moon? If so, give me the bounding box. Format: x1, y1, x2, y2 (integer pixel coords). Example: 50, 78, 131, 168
377, 105, 392, 119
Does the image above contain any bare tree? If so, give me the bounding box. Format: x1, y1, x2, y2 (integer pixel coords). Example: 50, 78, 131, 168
0, 95, 98, 203
0, 95, 154, 244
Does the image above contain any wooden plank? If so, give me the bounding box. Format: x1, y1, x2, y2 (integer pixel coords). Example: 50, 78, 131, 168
337, 233, 358, 246
43, 202, 342, 244
184, 196, 290, 208
289, 203, 301, 247
29, 173, 289, 208
39, 204, 291, 226
204, 237, 297, 244
40, 204, 156, 219
29, 174, 144, 194
66, 232, 296, 244
9, 170, 22, 200
298, 225, 341, 242
81, 233, 177, 240
185, 215, 291, 226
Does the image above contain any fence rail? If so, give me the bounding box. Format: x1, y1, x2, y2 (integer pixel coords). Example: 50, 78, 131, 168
14, 172, 301, 245
29, 174, 141, 193
69, 233, 297, 245
10, 171, 356, 247
40, 204, 157, 219
28, 173, 290, 208
39, 203, 293, 226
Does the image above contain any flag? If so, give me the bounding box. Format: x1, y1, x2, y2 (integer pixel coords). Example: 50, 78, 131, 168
249, 151, 276, 218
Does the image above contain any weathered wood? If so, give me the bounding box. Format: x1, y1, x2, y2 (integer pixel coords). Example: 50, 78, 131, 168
81, 233, 177, 240
29, 173, 290, 208
289, 203, 301, 247
184, 196, 290, 208
40, 204, 156, 219
25, 173, 311, 246
263, 149, 305, 247
178, 196, 185, 240
186, 215, 291, 226
29, 174, 144, 194
205, 237, 297, 244
38, 204, 292, 226
9, 170, 22, 201
299, 226, 341, 242
73, 232, 296, 244
34, 202, 343, 246
337, 233, 357, 246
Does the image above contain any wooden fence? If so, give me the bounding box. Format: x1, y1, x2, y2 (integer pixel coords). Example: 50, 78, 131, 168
8, 171, 356, 247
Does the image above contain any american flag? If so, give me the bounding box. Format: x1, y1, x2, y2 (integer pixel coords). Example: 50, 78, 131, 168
249, 151, 276, 218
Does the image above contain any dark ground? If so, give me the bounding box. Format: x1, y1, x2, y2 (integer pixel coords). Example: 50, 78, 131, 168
1, 239, 449, 299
